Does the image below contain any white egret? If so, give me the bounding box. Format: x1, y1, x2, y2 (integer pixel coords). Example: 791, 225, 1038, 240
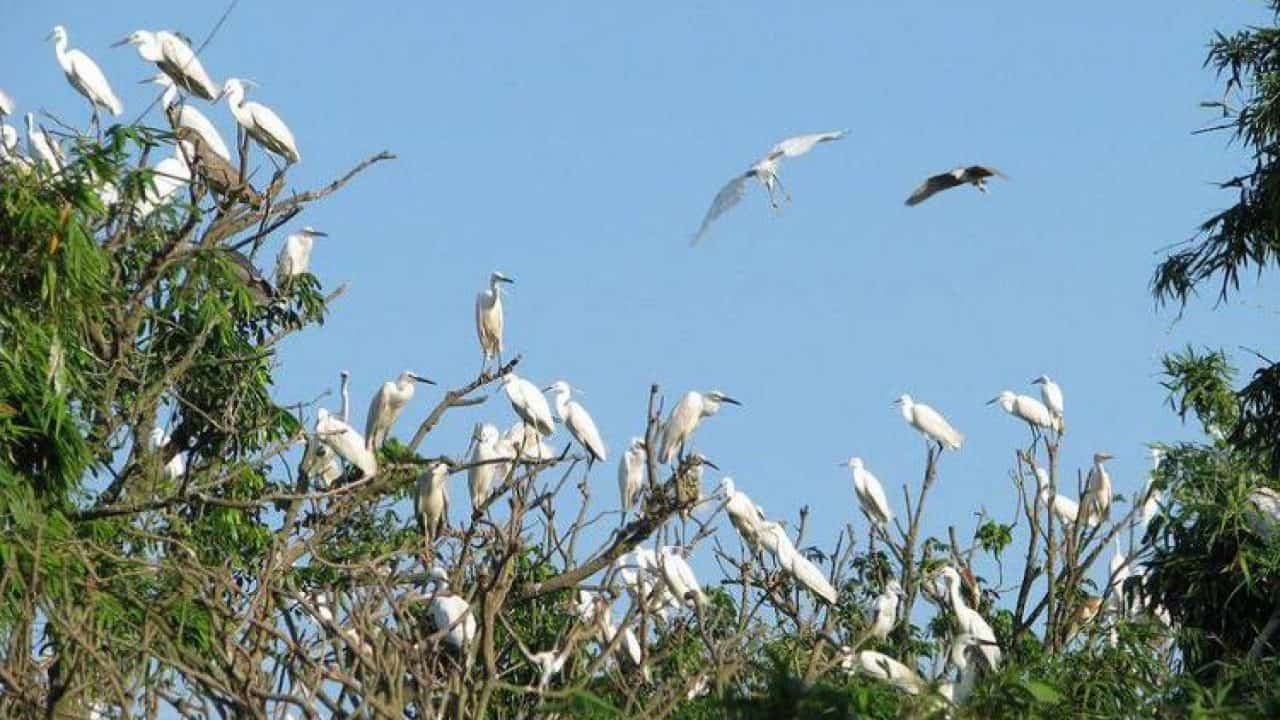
546, 380, 607, 464
618, 437, 646, 514
25, 114, 63, 172
275, 226, 328, 282
365, 370, 435, 450
1034, 467, 1081, 527
905, 165, 1006, 206
416, 462, 450, 543
1108, 542, 1130, 613
222, 78, 300, 164
502, 373, 554, 436
937, 566, 1001, 670
612, 547, 669, 611
658, 390, 741, 463
144, 73, 231, 162
758, 520, 839, 604
692, 130, 846, 244
598, 617, 647, 680
315, 406, 377, 477
503, 420, 555, 461
656, 546, 707, 608
720, 477, 767, 548
1247, 487, 1280, 540
148, 426, 186, 481
894, 394, 963, 450
852, 650, 927, 695
115, 30, 218, 100
868, 580, 903, 640
1031, 375, 1065, 429
988, 390, 1060, 433
135, 148, 192, 220
0, 124, 22, 167
518, 642, 573, 691
1082, 452, 1114, 525
475, 271, 514, 367
468, 423, 507, 509
0, 88, 12, 117
842, 457, 894, 529
427, 567, 476, 650
48, 26, 123, 124
301, 371, 350, 487
1140, 447, 1164, 526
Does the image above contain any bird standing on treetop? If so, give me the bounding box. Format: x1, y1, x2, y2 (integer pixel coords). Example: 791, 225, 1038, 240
894, 394, 963, 450
1032, 375, 1065, 432
842, 457, 894, 529
416, 462, 450, 543
48, 25, 123, 127
222, 78, 300, 164
366, 371, 435, 450
475, 272, 514, 369
116, 29, 218, 100
1082, 452, 1114, 524
988, 390, 1060, 433
546, 380, 607, 465
502, 373, 554, 436
659, 390, 740, 463
618, 437, 646, 515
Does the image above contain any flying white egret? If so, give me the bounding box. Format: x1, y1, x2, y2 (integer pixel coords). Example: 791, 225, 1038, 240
0, 88, 12, 117
144, 73, 231, 162
720, 477, 767, 547
618, 437, 646, 514
657, 546, 707, 608
1140, 447, 1164, 526
468, 423, 506, 509
758, 520, 839, 604
1082, 452, 1114, 525
275, 226, 328, 282
475, 271, 514, 367
416, 461, 450, 543
502, 373, 554, 436
222, 78, 300, 164
48, 26, 123, 125
301, 371, 350, 488
852, 650, 927, 695
1031, 375, 1065, 428
135, 147, 192, 219
1247, 487, 1280, 540
25, 114, 63, 172
365, 370, 435, 450
894, 395, 963, 450
868, 580, 903, 640
937, 566, 1001, 670
988, 390, 1060, 433
546, 380, 607, 464
1034, 467, 1081, 527
658, 390, 741, 463
503, 420, 555, 461
148, 426, 186, 480
315, 406, 377, 477
692, 130, 846, 244
842, 457, 894, 529
905, 165, 1006, 206
427, 567, 476, 649
115, 30, 218, 100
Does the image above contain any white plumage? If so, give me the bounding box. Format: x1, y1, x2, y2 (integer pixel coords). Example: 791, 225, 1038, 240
148, 426, 186, 481
990, 390, 1060, 432
852, 651, 927, 695
1082, 452, 1114, 525
148, 73, 231, 162
844, 457, 893, 528
49, 26, 123, 119
895, 394, 963, 449
1247, 487, 1280, 540
315, 407, 377, 477
503, 421, 555, 461
502, 373, 554, 436
1032, 375, 1065, 427
656, 546, 707, 608
416, 462, 450, 542
938, 566, 1001, 670
0, 88, 13, 117
118, 30, 219, 100
427, 568, 476, 649
275, 226, 327, 281
868, 580, 903, 640
475, 271, 513, 364
222, 78, 300, 164
618, 437, 646, 514
468, 423, 507, 509
758, 520, 839, 604
720, 476, 767, 548
1034, 467, 1080, 527
25, 113, 64, 172
547, 380, 607, 463
135, 147, 192, 219
365, 370, 434, 450
658, 390, 740, 463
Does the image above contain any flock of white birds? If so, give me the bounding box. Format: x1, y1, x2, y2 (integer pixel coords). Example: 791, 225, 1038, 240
1, 19, 1206, 708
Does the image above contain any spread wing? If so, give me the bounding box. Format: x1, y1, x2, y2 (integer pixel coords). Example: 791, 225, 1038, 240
768, 130, 846, 160
966, 165, 1005, 181
691, 171, 754, 245
905, 171, 963, 206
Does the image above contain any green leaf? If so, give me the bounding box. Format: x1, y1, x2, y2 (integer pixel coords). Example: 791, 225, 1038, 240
1021, 679, 1063, 704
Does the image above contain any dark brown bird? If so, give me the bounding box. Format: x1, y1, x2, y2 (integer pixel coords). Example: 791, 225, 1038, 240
217, 248, 274, 304
905, 165, 1006, 206
173, 125, 263, 208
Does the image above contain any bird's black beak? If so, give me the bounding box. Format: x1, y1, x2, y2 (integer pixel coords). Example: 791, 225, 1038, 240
720, 396, 741, 406
1030, 377, 1043, 385
702, 459, 720, 470
499, 276, 515, 285
985, 397, 998, 405
411, 374, 436, 385
312, 230, 329, 237
111, 36, 131, 47
542, 385, 554, 392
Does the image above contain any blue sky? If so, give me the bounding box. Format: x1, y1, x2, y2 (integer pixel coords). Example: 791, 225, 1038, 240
7, 2, 1279, 597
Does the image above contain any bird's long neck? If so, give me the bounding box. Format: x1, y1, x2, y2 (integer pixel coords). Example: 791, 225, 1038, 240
53, 37, 71, 72
899, 402, 913, 423
339, 377, 350, 422
553, 391, 570, 420
162, 84, 178, 108
947, 578, 967, 613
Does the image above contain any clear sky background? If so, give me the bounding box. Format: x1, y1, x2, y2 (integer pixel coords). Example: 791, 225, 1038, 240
6, 2, 1280, 597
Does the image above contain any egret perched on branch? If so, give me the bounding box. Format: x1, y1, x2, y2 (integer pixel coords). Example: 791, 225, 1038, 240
48, 26, 123, 125
868, 580, 903, 640
427, 567, 476, 650
1108, 542, 1130, 613
1082, 452, 1114, 524
135, 148, 192, 219
468, 423, 507, 509
1031, 375, 1065, 430
365, 370, 435, 450
988, 390, 1060, 433
475, 272, 514, 368
502, 373, 554, 436
222, 78, 300, 164
316, 406, 377, 477
116, 29, 218, 100
546, 380, 607, 464
851, 650, 927, 695
842, 457, 893, 529
937, 566, 1001, 669
301, 371, 349, 487
25, 114, 63, 172
0, 124, 21, 167
145, 73, 231, 161
1034, 467, 1081, 527
905, 165, 1005, 206
503, 421, 554, 461
894, 395, 963, 450
148, 426, 186, 481
657, 546, 708, 608
758, 520, 839, 604
1140, 447, 1164, 526
720, 477, 767, 548
275, 227, 328, 282
1247, 487, 1280, 540
692, 130, 846, 244
659, 390, 740, 463
416, 461, 450, 543
618, 437, 646, 514
0, 88, 12, 117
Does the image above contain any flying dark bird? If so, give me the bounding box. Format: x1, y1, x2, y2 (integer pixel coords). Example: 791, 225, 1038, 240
904, 165, 1006, 206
